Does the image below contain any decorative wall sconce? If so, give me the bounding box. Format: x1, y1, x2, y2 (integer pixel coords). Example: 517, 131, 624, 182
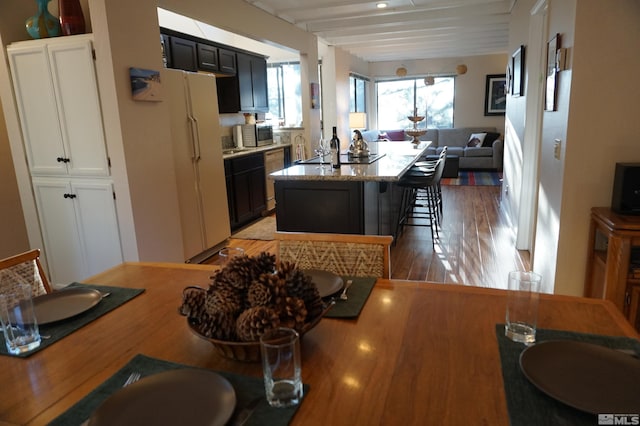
395, 67, 408, 77
456, 64, 468, 75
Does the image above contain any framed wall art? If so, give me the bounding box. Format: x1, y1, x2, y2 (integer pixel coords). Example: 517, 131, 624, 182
545, 34, 560, 111
129, 67, 162, 102
484, 74, 506, 116
511, 45, 525, 96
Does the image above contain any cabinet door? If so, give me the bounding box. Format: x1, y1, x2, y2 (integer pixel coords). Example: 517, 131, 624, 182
197, 43, 218, 72
32, 178, 123, 284
169, 37, 197, 71
250, 56, 268, 111
8, 38, 109, 177
249, 167, 267, 214
71, 180, 123, 277
32, 178, 86, 285
8, 44, 67, 175
218, 48, 237, 75
236, 53, 255, 111
48, 40, 110, 176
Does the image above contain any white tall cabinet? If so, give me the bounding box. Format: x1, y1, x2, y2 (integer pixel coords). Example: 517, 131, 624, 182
7, 34, 123, 285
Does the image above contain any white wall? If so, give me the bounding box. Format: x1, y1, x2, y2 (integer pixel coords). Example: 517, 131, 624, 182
505, 0, 640, 296
551, 0, 640, 295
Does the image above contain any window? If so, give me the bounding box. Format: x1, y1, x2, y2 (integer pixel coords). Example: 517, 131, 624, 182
349, 74, 367, 113
267, 62, 302, 126
376, 77, 454, 129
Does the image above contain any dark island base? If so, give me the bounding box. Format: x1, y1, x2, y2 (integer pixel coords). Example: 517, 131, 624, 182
274, 180, 403, 236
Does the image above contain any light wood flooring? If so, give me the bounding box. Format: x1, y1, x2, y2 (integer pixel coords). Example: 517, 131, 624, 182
211, 185, 530, 289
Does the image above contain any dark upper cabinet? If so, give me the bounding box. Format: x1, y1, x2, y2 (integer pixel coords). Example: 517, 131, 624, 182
169, 37, 197, 72
218, 48, 237, 75
217, 52, 268, 113
197, 43, 218, 72
160, 34, 171, 68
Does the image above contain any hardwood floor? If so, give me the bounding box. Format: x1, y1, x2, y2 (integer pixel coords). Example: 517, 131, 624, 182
211, 185, 530, 289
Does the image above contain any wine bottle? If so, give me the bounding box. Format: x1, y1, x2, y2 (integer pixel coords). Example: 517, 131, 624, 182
330, 126, 341, 169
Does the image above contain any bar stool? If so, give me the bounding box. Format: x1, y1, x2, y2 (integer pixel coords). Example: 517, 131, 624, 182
394, 150, 446, 248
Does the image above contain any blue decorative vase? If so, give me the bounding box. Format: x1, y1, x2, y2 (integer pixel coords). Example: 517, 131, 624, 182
25, 0, 61, 39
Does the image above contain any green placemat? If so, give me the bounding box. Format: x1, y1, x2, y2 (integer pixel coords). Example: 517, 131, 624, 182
495, 324, 640, 426
324, 277, 376, 319
49, 354, 309, 426
0, 283, 144, 358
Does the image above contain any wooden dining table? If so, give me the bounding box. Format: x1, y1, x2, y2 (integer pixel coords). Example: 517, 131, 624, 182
0, 262, 637, 425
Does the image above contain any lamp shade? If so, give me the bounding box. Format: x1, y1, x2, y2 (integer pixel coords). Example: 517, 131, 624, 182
349, 112, 367, 129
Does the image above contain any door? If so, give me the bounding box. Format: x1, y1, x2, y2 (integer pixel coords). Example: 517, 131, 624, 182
186, 72, 231, 254
32, 177, 122, 285
8, 37, 109, 177
32, 178, 86, 285
72, 180, 123, 279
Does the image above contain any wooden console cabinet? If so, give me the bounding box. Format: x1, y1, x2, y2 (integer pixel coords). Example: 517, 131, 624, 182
585, 207, 640, 331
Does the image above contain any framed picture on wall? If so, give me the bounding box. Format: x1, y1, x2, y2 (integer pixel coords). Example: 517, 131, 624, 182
484, 74, 506, 116
545, 34, 560, 111
511, 45, 525, 96
129, 67, 162, 102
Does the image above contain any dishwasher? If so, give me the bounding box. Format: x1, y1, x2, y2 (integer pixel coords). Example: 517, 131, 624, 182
264, 148, 285, 211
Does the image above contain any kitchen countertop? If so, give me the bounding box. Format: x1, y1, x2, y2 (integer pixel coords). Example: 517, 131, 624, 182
269, 141, 431, 182
221, 143, 291, 159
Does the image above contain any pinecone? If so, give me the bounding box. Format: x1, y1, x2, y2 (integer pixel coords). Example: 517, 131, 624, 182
258, 273, 287, 307
204, 283, 243, 316
179, 287, 207, 320
279, 266, 323, 321
196, 310, 236, 341
235, 306, 280, 342
217, 255, 256, 291
252, 252, 277, 275
247, 282, 272, 307
280, 296, 308, 331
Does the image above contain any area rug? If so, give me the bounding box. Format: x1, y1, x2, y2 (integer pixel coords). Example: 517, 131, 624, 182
441, 171, 503, 186
231, 216, 276, 240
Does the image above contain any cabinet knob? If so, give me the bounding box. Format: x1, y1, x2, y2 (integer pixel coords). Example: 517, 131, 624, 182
56, 157, 70, 163
63, 193, 77, 199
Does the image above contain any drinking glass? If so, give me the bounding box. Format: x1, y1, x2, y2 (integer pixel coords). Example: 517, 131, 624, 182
314, 139, 328, 170
505, 271, 541, 344
260, 327, 302, 407
0, 283, 41, 355
218, 247, 245, 266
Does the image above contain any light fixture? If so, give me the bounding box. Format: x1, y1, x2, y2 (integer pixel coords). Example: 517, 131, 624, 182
456, 64, 468, 75
376, 2, 388, 9
349, 112, 367, 130
423, 76, 435, 86
395, 66, 407, 77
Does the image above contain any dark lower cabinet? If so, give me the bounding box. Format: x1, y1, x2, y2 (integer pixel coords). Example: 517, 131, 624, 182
225, 153, 266, 230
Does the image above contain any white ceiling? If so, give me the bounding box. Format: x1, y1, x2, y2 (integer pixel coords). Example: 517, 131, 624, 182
245, 0, 515, 62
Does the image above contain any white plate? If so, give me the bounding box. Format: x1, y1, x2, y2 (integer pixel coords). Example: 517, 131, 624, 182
519, 340, 640, 413
32, 288, 103, 325
304, 269, 344, 298
89, 369, 237, 426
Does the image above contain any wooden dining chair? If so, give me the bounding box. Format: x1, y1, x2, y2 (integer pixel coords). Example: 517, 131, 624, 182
275, 231, 393, 278
0, 249, 52, 298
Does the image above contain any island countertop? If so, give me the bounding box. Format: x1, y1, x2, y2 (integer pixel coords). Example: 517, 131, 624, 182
270, 141, 431, 182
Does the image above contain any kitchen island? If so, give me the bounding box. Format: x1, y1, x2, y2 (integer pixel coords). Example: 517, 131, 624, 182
270, 141, 430, 235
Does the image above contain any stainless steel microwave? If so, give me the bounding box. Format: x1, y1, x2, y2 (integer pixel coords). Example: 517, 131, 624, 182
241, 123, 273, 147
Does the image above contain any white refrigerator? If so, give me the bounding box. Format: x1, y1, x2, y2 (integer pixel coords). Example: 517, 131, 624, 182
163, 69, 231, 262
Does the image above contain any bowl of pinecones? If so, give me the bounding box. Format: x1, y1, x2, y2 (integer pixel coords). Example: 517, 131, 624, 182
180, 252, 333, 362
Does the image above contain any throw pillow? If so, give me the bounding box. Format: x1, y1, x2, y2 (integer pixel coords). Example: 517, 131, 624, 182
482, 132, 501, 147
386, 130, 406, 141
467, 132, 487, 147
